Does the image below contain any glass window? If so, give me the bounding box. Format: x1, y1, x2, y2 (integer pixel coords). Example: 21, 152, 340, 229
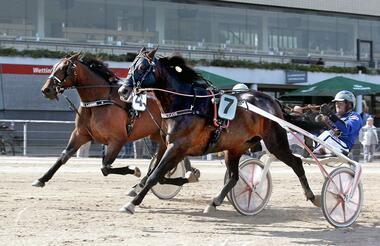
44, 0, 66, 39
105, 0, 157, 45
308, 14, 337, 56
1, 0, 380, 62
358, 19, 372, 40
336, 17, 356, 57
266, 11, 309, 56
0, 0, 37, 38
164, 1, 214, 48
372, 21, 380, 59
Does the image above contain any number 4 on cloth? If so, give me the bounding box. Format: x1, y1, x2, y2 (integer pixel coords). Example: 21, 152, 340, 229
132, 94, 147, 111
218, 94, 238, 120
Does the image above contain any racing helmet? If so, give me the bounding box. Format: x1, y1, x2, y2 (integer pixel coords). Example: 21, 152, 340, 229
332, 90, 356, 108
232, 83, 249, 91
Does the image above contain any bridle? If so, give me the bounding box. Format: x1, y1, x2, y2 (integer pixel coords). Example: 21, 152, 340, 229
48, 58, 78, 93
128, 53, 157, 91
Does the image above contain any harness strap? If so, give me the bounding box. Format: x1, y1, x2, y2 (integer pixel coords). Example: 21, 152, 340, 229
161, 108, 193, 119
80, 100, 114, 108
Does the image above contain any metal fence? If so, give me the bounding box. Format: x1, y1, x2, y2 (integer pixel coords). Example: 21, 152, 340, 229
0, 119, 157, 158
2, 118, 378, 162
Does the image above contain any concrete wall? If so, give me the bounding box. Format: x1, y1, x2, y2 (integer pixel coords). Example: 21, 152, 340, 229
221, 0, 380, 17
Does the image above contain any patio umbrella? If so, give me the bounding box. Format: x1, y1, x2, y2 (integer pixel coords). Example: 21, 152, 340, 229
197, 69, 239, 89
283, 76, 380, 97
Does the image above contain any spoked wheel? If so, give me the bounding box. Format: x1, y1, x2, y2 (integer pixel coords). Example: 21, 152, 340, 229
149, 155, 186, 200
321, 167, 363, 228
227, 158, 272, 216
224, 155, 258, 203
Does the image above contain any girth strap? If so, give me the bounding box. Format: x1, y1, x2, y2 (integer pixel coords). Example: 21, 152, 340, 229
161, 108, 194, 119
80, 100, 114, 108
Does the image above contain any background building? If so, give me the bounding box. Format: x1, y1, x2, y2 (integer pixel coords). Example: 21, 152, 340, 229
1, 0, 380, 63
1, 0, 380, 155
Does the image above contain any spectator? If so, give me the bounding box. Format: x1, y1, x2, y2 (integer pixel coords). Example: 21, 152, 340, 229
360, 100, 370, 125
316, 58, 324, 66
359, 117, 378, 162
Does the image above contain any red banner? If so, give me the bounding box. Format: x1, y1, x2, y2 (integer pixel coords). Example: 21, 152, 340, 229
0, 64, 129, 77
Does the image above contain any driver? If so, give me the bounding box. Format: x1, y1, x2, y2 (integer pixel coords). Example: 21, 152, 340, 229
314, 90, 363, 155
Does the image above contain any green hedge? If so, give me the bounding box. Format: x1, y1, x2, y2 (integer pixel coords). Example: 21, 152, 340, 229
0, 48, 378, 74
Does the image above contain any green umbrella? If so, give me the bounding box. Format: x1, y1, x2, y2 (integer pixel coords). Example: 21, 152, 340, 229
197, 69, 239, 89
283, 76, 380, 97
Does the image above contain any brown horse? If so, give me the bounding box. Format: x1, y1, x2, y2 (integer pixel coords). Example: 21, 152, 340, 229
119, 48, 321, 214
34, 53, 196, 190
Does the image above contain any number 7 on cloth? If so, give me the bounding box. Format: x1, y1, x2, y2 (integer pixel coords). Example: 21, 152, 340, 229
218, 94, 238, 120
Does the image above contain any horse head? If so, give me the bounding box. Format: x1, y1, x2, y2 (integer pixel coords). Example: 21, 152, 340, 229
127, 47, 201, 94
41, 52, 81, 99
126, 47, 158, 90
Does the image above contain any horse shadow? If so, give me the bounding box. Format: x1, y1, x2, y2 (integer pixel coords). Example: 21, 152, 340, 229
145, 198, 380, 245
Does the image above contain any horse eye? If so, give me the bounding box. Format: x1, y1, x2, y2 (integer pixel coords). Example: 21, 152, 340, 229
138, 64, 146, 70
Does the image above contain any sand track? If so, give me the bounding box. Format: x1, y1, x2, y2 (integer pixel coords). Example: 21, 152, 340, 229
1, 156, 379, 245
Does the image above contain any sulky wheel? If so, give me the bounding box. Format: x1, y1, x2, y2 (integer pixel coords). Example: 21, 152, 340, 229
227, 158, 272, 216
149, 155, 186, 200
321, 166, 363, 228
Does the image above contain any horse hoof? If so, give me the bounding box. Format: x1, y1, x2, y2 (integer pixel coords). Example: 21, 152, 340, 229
120, 202, 135, 214
32, 180, 45, 187
203, 204, 217, 214
185, 171, 199, 183
100, 167, 109, 177
311, 195, 321, 208
133, 167, 141, 178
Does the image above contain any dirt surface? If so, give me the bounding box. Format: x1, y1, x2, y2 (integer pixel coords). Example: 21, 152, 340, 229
0, 156, 379, 245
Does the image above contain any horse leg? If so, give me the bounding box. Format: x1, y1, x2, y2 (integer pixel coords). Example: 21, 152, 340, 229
127, 145, 196, 197
100, 141, 140, 177
32, 130, 91, 187
157, 156, 200, 185
263, 125, 320, 207
120, 143, 185, 214
204, 150, 241, 213
126, 143, 167, 197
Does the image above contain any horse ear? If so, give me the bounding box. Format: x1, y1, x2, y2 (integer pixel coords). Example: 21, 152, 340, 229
147, 47, 158, 59
139, 47, 146, 53
69, 52, 81, 60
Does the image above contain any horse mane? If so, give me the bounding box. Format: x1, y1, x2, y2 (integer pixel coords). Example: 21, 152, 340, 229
78, 53, 120, 83
160, 55, 203, 86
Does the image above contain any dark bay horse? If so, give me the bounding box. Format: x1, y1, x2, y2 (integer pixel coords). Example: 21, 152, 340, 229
119, 48, 321, 214
34, 53, 195, 189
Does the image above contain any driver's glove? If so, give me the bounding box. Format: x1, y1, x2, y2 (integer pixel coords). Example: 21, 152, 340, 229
118, 84, 133, 103
320, 104, 339, 122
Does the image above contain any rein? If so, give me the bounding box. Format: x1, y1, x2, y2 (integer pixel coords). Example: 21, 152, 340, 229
61, 93, 96, 140
136, 87, 223, 98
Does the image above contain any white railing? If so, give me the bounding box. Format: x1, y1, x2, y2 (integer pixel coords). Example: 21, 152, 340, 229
0, 119, 74, 156
0, 119, 159, 158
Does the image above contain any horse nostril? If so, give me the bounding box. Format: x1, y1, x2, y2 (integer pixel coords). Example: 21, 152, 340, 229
42, 87, 51, 94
